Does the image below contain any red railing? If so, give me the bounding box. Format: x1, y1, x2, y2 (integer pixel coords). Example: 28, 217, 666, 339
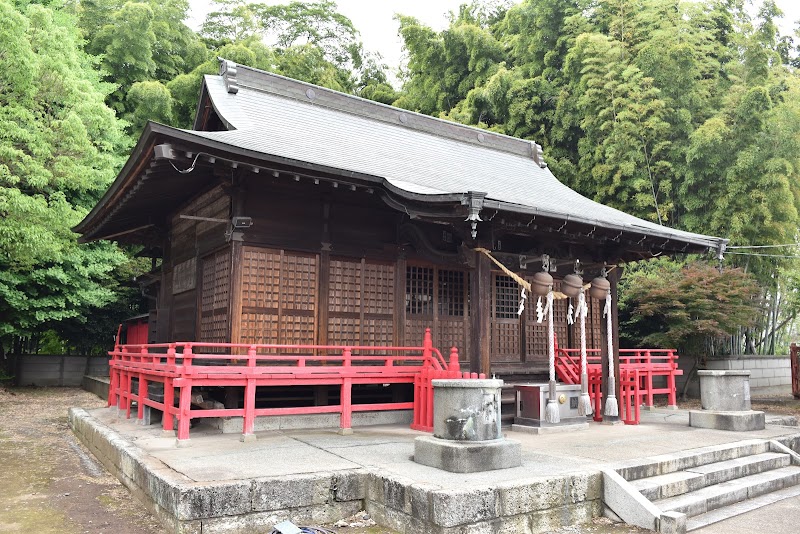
108, 329, 474, 442
555, 337, 682, 409
586, 368, 640, 425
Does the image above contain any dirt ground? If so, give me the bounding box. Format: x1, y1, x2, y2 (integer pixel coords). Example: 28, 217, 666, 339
8, 387, 797, 534
0, 386, 164, 534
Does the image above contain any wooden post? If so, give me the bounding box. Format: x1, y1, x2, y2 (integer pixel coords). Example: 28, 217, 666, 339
601, 268, 622, 421
470, 250, 491, 376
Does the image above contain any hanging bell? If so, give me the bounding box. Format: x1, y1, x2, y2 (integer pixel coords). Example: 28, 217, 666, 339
590, 276, 610, 300
561, 273, 584, 298
531, 271, 553, 296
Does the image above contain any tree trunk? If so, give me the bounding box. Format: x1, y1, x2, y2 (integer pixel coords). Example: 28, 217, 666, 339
680, 355, 700, 401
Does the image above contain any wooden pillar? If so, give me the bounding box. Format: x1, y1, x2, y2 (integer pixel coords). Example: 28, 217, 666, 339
601, 268, 622, 421
470, 250, 491, 376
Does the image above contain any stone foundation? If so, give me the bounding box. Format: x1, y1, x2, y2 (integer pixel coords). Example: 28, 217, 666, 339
69, 408, 603, 534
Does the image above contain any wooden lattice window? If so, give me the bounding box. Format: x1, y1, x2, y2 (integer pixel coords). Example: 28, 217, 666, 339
199, 250, 230, 344
491, 274, 521, 361
239, 248, 317, 350
493, 275, 518, 319
438, 270, 465, 317
406, 266, 433, 316
328, 258, 394, 347
405, 265, 469, 358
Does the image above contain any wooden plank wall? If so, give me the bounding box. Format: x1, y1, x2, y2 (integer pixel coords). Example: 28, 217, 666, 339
156, 177, 607, 375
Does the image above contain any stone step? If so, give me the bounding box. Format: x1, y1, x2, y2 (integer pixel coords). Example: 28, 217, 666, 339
631, 452, 791, 500
654, 465, 800, 518
615, 439, 771, 481
686, 483, 800, 531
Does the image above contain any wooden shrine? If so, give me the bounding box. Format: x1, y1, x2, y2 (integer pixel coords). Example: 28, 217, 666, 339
76, 59, 725, 382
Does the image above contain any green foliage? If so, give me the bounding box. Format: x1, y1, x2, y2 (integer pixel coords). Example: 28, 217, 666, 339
77, 0, 207, 119
620, 260, 760, 358
125, 80, 173, 133
0, 1, 131, 348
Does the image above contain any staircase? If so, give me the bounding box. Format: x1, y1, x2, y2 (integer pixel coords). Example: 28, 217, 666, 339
604, 439, 800, 532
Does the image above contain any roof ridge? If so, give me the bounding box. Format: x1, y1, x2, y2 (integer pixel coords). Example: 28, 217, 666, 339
215, 58, 548, 166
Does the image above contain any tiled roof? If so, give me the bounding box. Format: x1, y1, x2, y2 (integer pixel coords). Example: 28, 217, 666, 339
190, 61, 723, 249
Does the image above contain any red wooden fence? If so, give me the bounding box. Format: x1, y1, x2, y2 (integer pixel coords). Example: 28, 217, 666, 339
555, 336, 682, 409
791, 343, 800, 399
108, 329, 481, 442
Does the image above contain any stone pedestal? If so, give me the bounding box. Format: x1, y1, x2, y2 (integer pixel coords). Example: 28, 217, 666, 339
414, 379, 521, 472
689, 370, 765, 431
511, 383, 589, 433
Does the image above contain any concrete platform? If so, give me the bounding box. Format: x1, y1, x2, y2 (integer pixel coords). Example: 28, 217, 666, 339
69, 406, 800, 534
690, 410, 766, 432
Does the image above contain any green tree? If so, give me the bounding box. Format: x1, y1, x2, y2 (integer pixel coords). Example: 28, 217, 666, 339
78, 0, 207, 116
0, 1, 132, 361
125, 80, 173, 133
620, 260, 760, 397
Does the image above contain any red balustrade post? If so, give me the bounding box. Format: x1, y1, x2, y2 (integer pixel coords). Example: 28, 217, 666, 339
109, 346, 122, 407
448, 347, 461, 373
137, 347, 148, 422
242, 378, 256, 441
339, 348, 353, 434
124, 366, 133, 419
182, 344, 193, 374
176, 381, 192, 444
422, 328, 432, 364
163, 376, 174, 433
644, 350, 654, 408
667, 350, 678, 408
166, 344, 176, 367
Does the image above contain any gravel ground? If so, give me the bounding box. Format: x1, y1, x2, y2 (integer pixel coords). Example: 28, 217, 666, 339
0, 386, 164, 534
10, 387, 797, 533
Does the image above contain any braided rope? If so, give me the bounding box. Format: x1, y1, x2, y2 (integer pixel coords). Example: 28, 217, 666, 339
547, 291, 555, 382
604, 292, 618, 416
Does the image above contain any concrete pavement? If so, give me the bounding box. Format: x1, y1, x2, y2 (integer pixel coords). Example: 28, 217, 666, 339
72, 405, 800, 533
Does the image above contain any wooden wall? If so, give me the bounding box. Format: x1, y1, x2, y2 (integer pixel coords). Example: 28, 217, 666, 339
156, 185, 231, 344
155, 176, 606, 375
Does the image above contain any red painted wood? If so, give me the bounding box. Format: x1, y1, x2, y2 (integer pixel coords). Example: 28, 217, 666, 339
107, 328, 475, 441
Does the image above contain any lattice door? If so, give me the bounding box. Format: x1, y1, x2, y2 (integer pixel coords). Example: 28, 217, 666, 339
239, 247, 318, 349
328, 258, 394, 347
437, 269, 468, 356
524, 277, 572, 363
199, 250, 230, 343
405, 265, 434, 348
492, 274, 521, 362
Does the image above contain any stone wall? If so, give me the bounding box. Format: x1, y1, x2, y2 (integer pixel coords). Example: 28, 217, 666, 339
677, 355, 792, 398
16, 354, 109, 386
70, 407, 604, 534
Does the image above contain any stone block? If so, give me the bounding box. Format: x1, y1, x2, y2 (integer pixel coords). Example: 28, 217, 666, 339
409, 483, 439, 523
251, 473, 331, 512
430, 488, 498, 527
698, 370, 752, 411
176, 481, 253, 520
602, 469, 659, 530
414, 435, 521, 473
332, 470, 365, 502
497, 478, 566, 515
689, 410, 765, 431
658, 511, 687, 534
432, 379, 503, 441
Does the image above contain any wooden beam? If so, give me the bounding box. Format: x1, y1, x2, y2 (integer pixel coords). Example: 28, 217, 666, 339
470, 250, 492, 376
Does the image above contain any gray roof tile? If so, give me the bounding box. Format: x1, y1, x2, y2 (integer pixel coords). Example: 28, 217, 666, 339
192, 64, 723, 249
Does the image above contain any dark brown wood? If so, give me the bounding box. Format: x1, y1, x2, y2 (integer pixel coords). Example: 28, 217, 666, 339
229, 241, 243, 344
317, 248, 331, 346
394, 253, 406, 346
471, 251, 491, 375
